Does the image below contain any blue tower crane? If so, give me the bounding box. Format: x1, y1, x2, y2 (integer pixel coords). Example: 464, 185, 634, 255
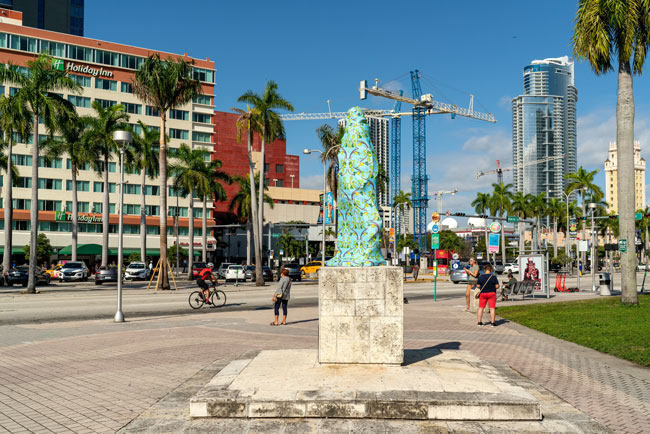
390, 91, 403, 240
410, 70, 429, 251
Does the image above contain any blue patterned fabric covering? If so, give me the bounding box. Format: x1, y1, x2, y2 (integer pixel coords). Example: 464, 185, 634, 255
326, 107, 386, 267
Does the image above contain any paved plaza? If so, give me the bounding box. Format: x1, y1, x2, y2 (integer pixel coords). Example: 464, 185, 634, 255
0, 279, 648, 433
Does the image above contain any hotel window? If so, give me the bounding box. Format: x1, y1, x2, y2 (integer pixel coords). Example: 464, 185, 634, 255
167, 226, 188, 235
92, 202, 102, 213
123, 204, 140, 215
70, 74, 91, 87
38, 178, 62, 190
194, 227, 203, 236
95, 98, 117, 109
38, 157, 62, 168
66, 180, 89, 191
93, 181, 103, 193
192, 208, 203, 218
126, 123, 142, 135
68, 95, 90, 108
147, 226, 160, 235
121, 54, 143, 70
95, 78, 117, 91
13, 199, 31, 210
192, 131, 211, 143
10, 35, 37, 53
66, 201, 89, 213
122, 102, 142, 114
109, 203, 116, 214
39, 40, 65, 57
95, 49, 119, 66
192, 112, 211, 124
276, 164, 284, 173
68, 44, 93, 62
145, 205, 160, 216
193, 94, 212, 105
168, 206, 188, 217
12, 154, 32, 166
170, 109, 188, 120
145, 185, 160, 196
121, 82, 133, 93
275, 179, 284, 187
38, 200, 61, 211
109, 183, 116, 193
9, 87, 19, 96
12, 132, 33, 144
124, 184, 140, 195
146, 105, 160, 117
169, 128, 188, 140
16, 177, 32, 188
192, 67, 215, 84
13, 221, 30, 231
0, 33, 6, 48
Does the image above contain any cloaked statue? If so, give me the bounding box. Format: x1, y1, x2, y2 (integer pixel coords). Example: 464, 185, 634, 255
326, 107, 386, 267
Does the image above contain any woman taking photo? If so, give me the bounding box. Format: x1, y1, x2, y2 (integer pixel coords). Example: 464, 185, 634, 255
476, 263, 499, 327
271, 268, 292, 326
464, 258, 479, 311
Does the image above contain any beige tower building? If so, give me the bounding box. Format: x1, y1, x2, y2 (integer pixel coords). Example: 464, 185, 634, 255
604, 141, 646, 213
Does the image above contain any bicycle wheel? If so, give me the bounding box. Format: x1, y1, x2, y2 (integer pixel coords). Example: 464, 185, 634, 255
188, 291, 205, 309
210, 290, 227, 307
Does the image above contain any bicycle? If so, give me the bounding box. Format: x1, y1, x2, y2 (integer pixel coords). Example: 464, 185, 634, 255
188, 282, 227, 309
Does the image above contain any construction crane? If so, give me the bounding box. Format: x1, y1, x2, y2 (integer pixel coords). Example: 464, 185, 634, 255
390, 92, 403, 240
476, 155, 565, 185
360, 70, 496, 251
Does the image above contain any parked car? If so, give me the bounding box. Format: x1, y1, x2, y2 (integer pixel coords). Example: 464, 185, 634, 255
300, 261, 322, 276
504, 262, 519, 274
59, 261, 89, 282
124, 261, 151, 281
217, 263, 235, 279
225, 265, 245, 281
45, 263, 65, 279
262, 266, 273, 281
244, 265, 255, 281
450, 264, 485, 284
282, 263, 302, 281
493, 260, 504, 275
95, 267, 119, 285
192, 262, 212, 279
637, 263, 650, 271
5, 266, 51, 286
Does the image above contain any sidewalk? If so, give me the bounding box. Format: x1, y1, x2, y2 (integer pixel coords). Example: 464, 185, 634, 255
0, 293, 647, 433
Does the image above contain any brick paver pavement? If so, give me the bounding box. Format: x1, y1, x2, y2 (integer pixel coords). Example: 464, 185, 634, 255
0, 292, 647, 433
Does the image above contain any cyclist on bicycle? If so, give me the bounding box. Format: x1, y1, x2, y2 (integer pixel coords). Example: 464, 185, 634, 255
197, 268, 218, 303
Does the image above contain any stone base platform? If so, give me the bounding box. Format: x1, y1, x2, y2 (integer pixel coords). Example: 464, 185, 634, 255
189, 349, 541, 421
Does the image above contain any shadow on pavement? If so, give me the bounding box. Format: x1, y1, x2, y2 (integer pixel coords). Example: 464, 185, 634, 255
403, 342, 462, 366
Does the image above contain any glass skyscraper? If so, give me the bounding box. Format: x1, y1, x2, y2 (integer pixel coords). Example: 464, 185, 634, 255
512, 56, 577, 199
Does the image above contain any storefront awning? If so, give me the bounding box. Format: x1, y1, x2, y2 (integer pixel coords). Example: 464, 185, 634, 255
58, 243, 103, 256
107, 248, 160, 256
0, 246, 25, 254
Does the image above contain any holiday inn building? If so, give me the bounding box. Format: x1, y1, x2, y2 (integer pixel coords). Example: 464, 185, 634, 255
0, 9, 218, 263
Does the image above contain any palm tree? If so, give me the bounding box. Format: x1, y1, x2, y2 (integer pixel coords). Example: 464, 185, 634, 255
546, 198, 565, 258
133, 54, 201, 290
86, 102, 129, 267
232, 106, 262, 285
376, 163, 389, 200
392, 190, 412, 241
0, 94, 31, 278
489, 183, 512, 262
510, 191, 533, 255
200, 158, 230, 262
237, 81, 293, 284
0, 54, 81, 293
229, 174, 273, 266
41, 112, 91, 262
316, 123, 344, 239
471, 191, 491, 260
528, 192, 548, 252
572, 0, 650, 305
169, 144, 214, 279
128, 121, 159, 263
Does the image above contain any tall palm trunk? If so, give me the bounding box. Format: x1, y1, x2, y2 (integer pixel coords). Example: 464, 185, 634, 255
518, 221, 525, 255
246, 221, 251, 265
71, 162, 78, 262
140, 169, 146, 262
3, 135, 14, 278
258, 137, 265, 276
553, 217, 558, 258
101, 154, 109, 267
202, 197, 207, 263
500, 224, 506, 263
581, 199, 586, 272
187, 189, 194, 280
158, 115, 170, 290
248, 129, 262, 286
26, 114, 39, 293
617, 59, 637, 304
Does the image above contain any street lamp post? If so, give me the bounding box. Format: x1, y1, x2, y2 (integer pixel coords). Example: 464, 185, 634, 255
303, 148, 337, 266
290, 174, 295, 188
112, 130, 132, 323
430, 189, 458, 214
549, 188, 583, 269
175, 195, 179, 277
588, 202, 598, 291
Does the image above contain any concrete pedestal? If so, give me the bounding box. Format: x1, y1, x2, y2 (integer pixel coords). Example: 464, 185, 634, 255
318, 266, 403, 364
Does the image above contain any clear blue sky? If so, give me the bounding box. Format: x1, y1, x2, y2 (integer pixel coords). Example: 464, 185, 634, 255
86, 0, 650, 214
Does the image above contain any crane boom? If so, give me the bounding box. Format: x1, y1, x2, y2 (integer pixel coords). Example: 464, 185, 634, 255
476, 155, 565, 179
279, 109, 445, 121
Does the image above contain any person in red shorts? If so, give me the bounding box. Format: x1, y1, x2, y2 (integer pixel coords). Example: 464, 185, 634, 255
476, 263, 499, 327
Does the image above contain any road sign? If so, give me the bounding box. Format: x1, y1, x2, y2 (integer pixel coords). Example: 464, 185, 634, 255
578, 240, 589, 252
618, 239, 628, 253
489, 221, 502, 233
569, 219, 577, 238
431, 224, 439, 234
431, 212, 440, 223
488, 233, 500, 252
452, 253, 459, 260
272, 233, 281, 238
635, 212, 643, 221
431, 234, 440, 249
507, 216, 519, 223
452, 262, 460, 270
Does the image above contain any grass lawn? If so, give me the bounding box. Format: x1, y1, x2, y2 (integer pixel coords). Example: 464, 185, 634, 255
498, 295, 650, 367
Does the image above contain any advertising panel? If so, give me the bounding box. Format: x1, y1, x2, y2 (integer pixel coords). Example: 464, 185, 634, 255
488, 233, 500, 253
324, 191, 334, 225
519, 254, 545, 293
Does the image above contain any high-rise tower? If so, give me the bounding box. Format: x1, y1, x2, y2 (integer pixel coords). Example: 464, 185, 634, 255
512, 56, 577, 199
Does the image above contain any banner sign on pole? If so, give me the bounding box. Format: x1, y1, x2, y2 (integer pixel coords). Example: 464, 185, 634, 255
431, 234, 440, 249
317, 193, 324, 224
488, 233, 500, 253
324, 191, 334, 225
569, 219, 577, 239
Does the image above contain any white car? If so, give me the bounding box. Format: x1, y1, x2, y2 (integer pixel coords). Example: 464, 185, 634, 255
124, 261, 151, 281
504, 263, 519, 274
225, 265, 245, 281
59, 261, 90, 282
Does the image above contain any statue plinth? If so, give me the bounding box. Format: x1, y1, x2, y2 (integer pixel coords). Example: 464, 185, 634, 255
318, 266, 403, 364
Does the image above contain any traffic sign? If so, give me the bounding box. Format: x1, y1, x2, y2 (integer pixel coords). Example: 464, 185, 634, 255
507, 216, 519, 223
431, 212, 440, 223
431, 224, 439, 234
635, 212, 643, 221
452, 253, 459, 260
618, 239, 628, 253
489, 221, 502, 233
431, 234, 440, 249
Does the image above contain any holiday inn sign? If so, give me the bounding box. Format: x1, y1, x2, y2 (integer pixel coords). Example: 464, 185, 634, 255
52, 58, 114, 78
55, 211, 103, 224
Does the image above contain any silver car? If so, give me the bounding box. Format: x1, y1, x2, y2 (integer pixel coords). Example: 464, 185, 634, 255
124, 261, 151, 281
59, 261, 89, 282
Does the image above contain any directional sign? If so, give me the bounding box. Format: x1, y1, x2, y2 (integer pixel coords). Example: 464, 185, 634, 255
431, 224, 439, 234
507, 216, 519, 223
431, 234, 440, 249
618, 239, 628, 253
635, 212, 643, 221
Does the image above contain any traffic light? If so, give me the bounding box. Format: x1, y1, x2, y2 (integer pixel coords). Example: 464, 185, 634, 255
454, 212, 466, 217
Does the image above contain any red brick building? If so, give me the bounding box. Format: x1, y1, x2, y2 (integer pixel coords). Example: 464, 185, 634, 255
212, 111, 300, 222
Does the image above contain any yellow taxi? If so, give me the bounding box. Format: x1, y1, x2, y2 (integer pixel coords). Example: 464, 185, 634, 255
45, 263, 64, 279
300, 261, 322, 276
